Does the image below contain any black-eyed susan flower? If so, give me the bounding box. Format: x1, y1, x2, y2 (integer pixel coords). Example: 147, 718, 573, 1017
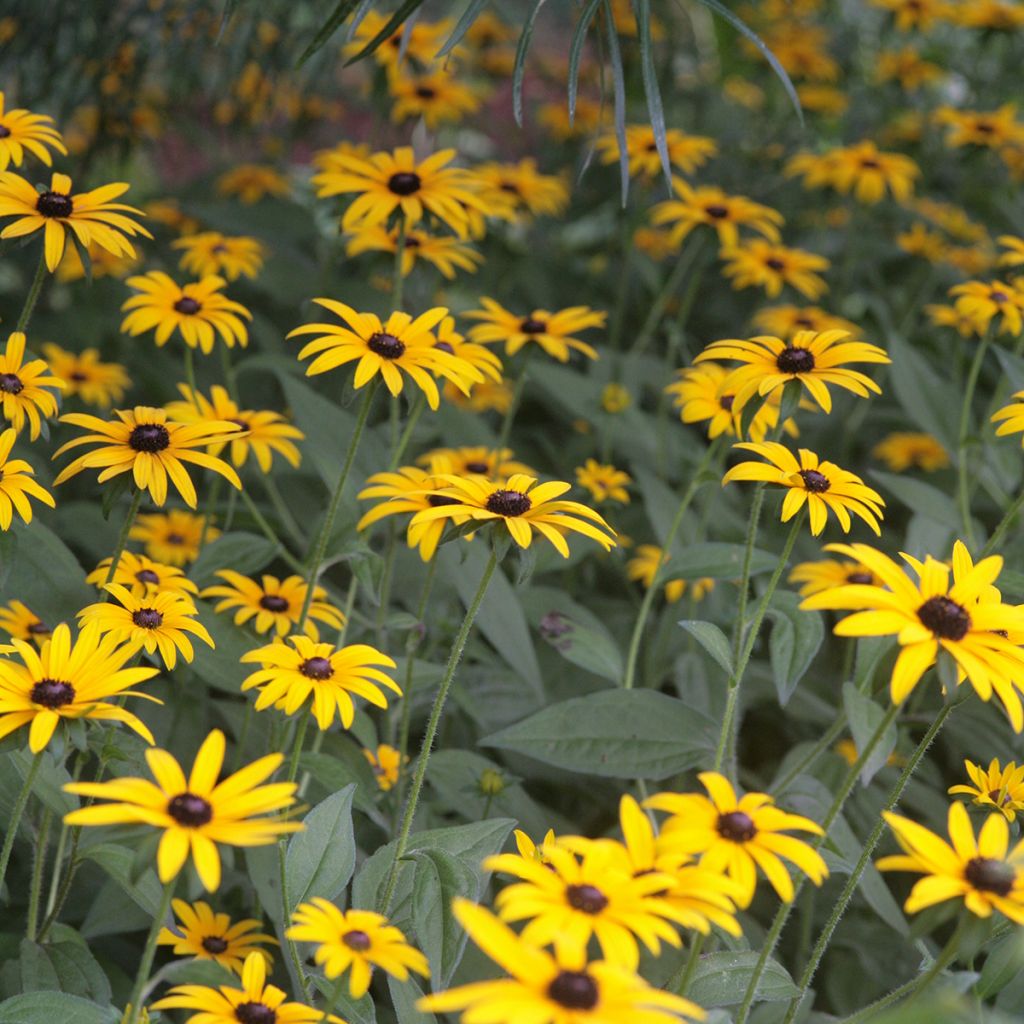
626, 544, 687, 604
0, 622, 159, 752
0, 600, 50, 645
801, 541, 1024, 726
651, 180, 783, 250
79, 584, 213, 670
751, 305, 860, 340
87, 551, 198, 599
998, 234, 1024, 268
290, 301, 478, 409
875, 48, 945, 90
346, 224, 483, 279
131, 509, 217, 565
364, 743, 404, 790
433, 317, 504, 383
696, 329, 888, 415
39, 344, 129, 409
897, 222, 948, 263
949, 759, 1024, 823
65, 729, 302, 890
870, 0, 950, 30
472, 158, 569, 220
343, 11, 453, 68
872, 431, 949, 471
165, 385, 304, 472
312, 146, 486, 239
596, 125, 717, 180
417, 446, 532, 478
465, 298, 604, 362
950, 280, 1024, 337
53, 406, 242, 508
720, 240, 830, 300
878, 802, 1024, 923
791, 141, 919, 204
409, 474, 616, 557
121, 272, 252, 354
723, 442, 885, 535
388, 67, 481, 128
925, 301, 978, 336
0, 331, 64, 439
601, 383, 632, 413
157, 899, 277, 974
646, 772, 827, 909
575, 460, 631, 504
286, 901, 429, 997
200, 571, 344, 641
0, 427, 55, 528
56, 240, 140, 282
789, 556, 882, 598
935, 104, 1024, 150
0, 171, 150, 271
0, 91, 66, 170
240, 636, 399, 731
443, 376, 513, 414
417, 900, 704, 1023
954, 0, 1024, 29
216, 164, 290, 204
172, 232, 265, 281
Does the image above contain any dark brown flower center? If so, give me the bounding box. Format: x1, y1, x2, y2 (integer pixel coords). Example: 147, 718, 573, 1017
388, 171, 422, 196
435, 341, 454, 353
415, 86, 437, 99
368, 331, 405, 359
132, 607, 163, 629
705, 204, 729, 219
0, 125, 10, 139
794, 316, 814, 328
136, 568, 161, 585
404, 236, 421, 248
719, 394, 735, 411
174, 297, 202, 316
167, 792, 214, 827
259, 594, 290, 612
975, 121, 995, 134
519, 317, 547, 334
988, 789, 1007, 804
485, 489, 531, 517
342, 929, 372, 951
548, 971, 599, 1010
799, 469, 831, 493
30, 678, 75, 708
0, 372, 24, 394
965, 856, 1015, 896
991, 290, 1009, 303
717, 810, 757, 842
35, 191, 73, 218
70, 371, 88, 381
300, 656, 334, 680
860, 158, 881, 169
129, 423, 171, 453
765, 257, 786, 271
499, 182, 520, 194
427, 493, 461, 507
465, 460, 490, 473
27, 621, 50, 635
917, 595, 971, 641
201, 935, 229, 954
846, 571, 873, 585
235, 1003, 276, 1024
167, 532, 186, 545
776, 346, 815, 374
566, 883, 609, 914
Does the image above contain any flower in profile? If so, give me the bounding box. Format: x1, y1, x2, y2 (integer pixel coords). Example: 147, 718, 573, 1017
0, 171, 150, 271
789, 556, 882, 598
751, 305, 860, 340
287, 901, 429, 997
290, 301, 478, 409
998, 235, 1024, 268
872, 431, 949, 471
53, 407, 242, 508
925, 301, 979, 337
165, 385, 304, 472
364, 744, 404, 790
935, 104, 1024, 150
897, 222, 947, 263
240, 636, 400, 731
878, 802, 1024, 923
121, 272, 252, 354
157, 899, 277, 974
596, 125, 717, 180
39, 344, 129, 409
200, 571, 344, 641
801, 541, 1024, 727
646, 772, 827, 908
0, 332, 64, 439
723, 442, 885, 536
172, 232, 265, 281
949, 759, 1024, 823
465, 298, 605, 362
87, 551, 198, 599
651, 180, 783, 249
216, 164, 290, 203
154, 951, 338, 1024
65, 729, 302, 890
345, 224, 483, 279
0, 91, 66, 170
443, 377, 513, 414
0, 427, 55, 528
0, 600, 50, 645
471, 159, 569, 220
79, 584, 213, 670
131, 509, 218, 566
417, 900, 705, 1023
950, 280, 1024, 337
720, 240, 830, 300
575, 460, 631, 504
388, 67, 481, 128
410, 474, 617, 557
0, 622, 159, 752
696, 329, 888, 415
626, 544, 690, 604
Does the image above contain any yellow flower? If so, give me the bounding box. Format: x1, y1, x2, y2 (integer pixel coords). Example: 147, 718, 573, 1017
130, 509, 218, 566
240, 635, 400, 731
388, 67, 481, 128
39, 344, 129, 409
925, 302, 978, 336
646, 772, 828, 908
200, 571, 344, 641
65, 729, 302, 890
345, 224, 483, 279
172, 231, 265, 281
650, 179, 783, 249
121, 272, 252, 354
0, 427, 54, 528
364, 744, 404, 791
953, 0, 1024, 29
949, 759, 1024, 823
936, 104, 1024, 150
53, 406, 242, 508
466, 298, 605, 362
950, 280, 1024, 337
0, 600, 50, 646
878, 802, 1024, 923
872, 431, 949, 471
342, 11, 454, 68
87, 550, 198, 599
433, 317, 504, 383
998, 235, 1024, 267
286, 901, 429, 997
443, 376, 513, 414
472, 159, 569, 220
751, 305, 860, 339
537, 97, 607, 141
595, 125, 717, 180
0, 91, 66, 170
875, 47, 944, 90
417, 446, 532, 479
216, 164, 289, 203
626, 544, 687, 604
789, 557, 882, 598
0, 171, 150, 271
897, 222, 947, 262
801, 541, 1024, 726
157, 899, 277, 974
834, 739, 903, 768
795, 84, 848, 116
788, 141, 918, 203
720, 240, 830, 300
0, 332, 64, 439
870, 0, 950, 30
749, 23, 838, 80
601, 383, 632, 413
575, 459, 631, 504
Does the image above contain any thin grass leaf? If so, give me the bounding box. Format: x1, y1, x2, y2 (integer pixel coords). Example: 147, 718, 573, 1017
512, 0, 548, 126
693, 0, 803, 125
347, 0, 374, 40
633, 0, 672, 190
568, 0, 603, 122
397, 6, 421, 65
437, 0, 490, 60
217, 0, 244, 44
602, 0, 630, 203
297, 0, 364, 67
344, 0, 427, 66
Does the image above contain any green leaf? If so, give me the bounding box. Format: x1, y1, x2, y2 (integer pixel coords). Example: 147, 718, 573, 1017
78, 842, 163, 916
679, 620, 733, 675
0, 991, 118, 1024
437, 0, 489, 58
842, 684, 898, 785
189, 603, 254, 695
977, 929, 1024, 998
870, 470, 959, 528
344, 0, 427, 66
664, 542, 777, 580
2, 522, 91, 626
285, 786, 356, 911
634, 0, 671, 187
189, 532, 279, 585
568, 0, 603, 122
523, 587, 623, 682
482, 690, 716, 779
884, 333, 958, 446
388, 975, 435, 1024
687, 951, 799, 1007
297, 0, 363, 65
765, 590, 823, 706
19, 933, 112, 1003
602, 0, 629, 200
512, 0, 547, 126
311, 975, 377, 1024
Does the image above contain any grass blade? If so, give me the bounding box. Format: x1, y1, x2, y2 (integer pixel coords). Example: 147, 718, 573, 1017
437, 0, 490, 60
297, 0, 363, 67
512, 0, 548, 126
568, 0, 603, 122
602, 0, 630, 204
633, 0, 671, 190
344, 0, 427, 66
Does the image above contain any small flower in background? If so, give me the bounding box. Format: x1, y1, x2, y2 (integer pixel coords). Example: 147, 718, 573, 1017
87, 550, 198, 599
443, 376, 513, 413
795, 84, 849, 116
216, 164, 289, 203
432, 317, 504, 383
56, 239, 140, 281
0, 599, 51, 645
626, 544, 687, 604
789, 556, 882, 597
0, 427, 55, 528
834, 739, 904, 768
0, 332, 65, 439
720, 241, 830, 300
417, 446, 532, 478
346, 224, 484, 279
0, 90, 66, 170
935, 104, 1024, 150
172, 231, 265, 281
751, 305, 860, 340
949, 759, 1024, 822
897, 222, 947, 262
787, 140, 919, 204
925, 301, 979, 336
874, 47, 945, 90
465, 298, 605, 362
472, 158, 569, 220
601, 382, 631, 413
130, 509, 218, 565
872, 431, 949, 471
950, 279, 1024, 336
595, 125, 717, 180
651, 180, 783, 249
575, 459, 631, 504
870, 0, 951, 31
157, 899, 277, 974
39, 344, 130, 408
387, 67, 482, 129
364, 743, 404, 791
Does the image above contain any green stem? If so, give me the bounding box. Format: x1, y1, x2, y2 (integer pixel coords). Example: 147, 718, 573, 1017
393, 214, 407, 312
630, 236, 703, 356
286, 705, 313, 784
674, 933, 705, 997
25, 807, 51, 941
980, 486, 1024, 559
0, 751, 43, 901
493, 355, 531, 456
279, 840, 309, 999
956, 333, 991, 549
104, 488, 144, 586
264, 476, 305, 549
200, 476, 222, 550
769, 715, 848, 797
782, 702, 955, 1024
220, 342, 238, 399
239, 488, 304, 573
388, 392, 426, 471
124, 878, 175, 1024
318, 976, 347, 1024
16, 248, 48, 333
379, 548, 499, 914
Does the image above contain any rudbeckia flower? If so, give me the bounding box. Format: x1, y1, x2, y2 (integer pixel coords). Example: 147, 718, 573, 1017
345, 224, 483, 279
949, 759, 1024, 822
65, 729, 302, 890
388, 67, 481, 128
416, 445, 532, 478
56, 238, 140, 282
626, 544, 687, 604
216, 164, 290, 204
0, 622, 159, 752
157, 899, 277, 974
52, 406, 243, 508
39, 344, 130, 409
286, 901, 429, 997
832, 142, 919, 203
0, 427, 55, 528
433, 317, 504, 382
723, 442, 885, 535
86, 551, 198, 599
788, 557, 882, 598
0, 91, 66, 170
950, 280, 1024, 337
935, 104, 1024, 150
650, 180, 783, 249
130, 509, 218, 565
575, 459, 632, 504
0, 332, 64, 439
465, 298, 605, 362
871, 431, 949, 471
0, 599, 50, 646
646, 772, 828, 908
364, 743, 404, 791
472, 158, 569, 220
870, 0, 950, 31
596, 125, 717, 179
720, 240, 830, 300
172, 231, 265, 281
878, 802, 1024, 923
751, 305, 860, 340
0, 171, 150, 271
